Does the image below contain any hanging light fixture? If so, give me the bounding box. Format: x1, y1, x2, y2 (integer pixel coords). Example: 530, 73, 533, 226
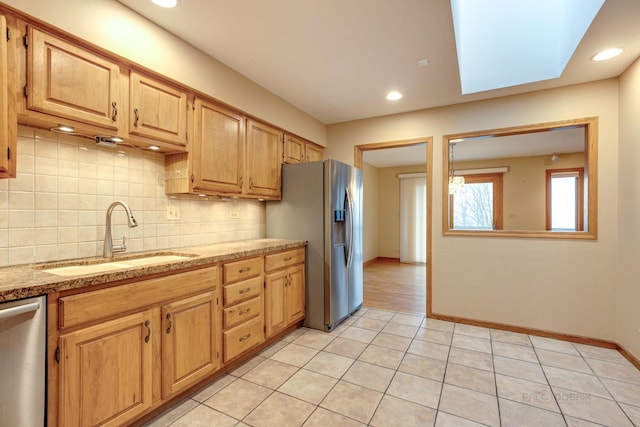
448, 141, 465, 195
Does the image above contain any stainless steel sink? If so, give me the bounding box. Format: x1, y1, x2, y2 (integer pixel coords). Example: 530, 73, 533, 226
37, 253, 197, 276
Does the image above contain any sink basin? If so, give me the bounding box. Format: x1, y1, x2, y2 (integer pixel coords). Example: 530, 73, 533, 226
39, 254, 196, 276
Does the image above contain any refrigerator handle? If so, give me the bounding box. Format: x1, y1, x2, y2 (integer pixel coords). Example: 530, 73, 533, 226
345, 187, 355, 269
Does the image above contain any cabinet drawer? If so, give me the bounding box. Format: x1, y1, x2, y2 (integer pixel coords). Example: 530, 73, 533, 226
265, 247, 305, 272
223, 315, 264, 362
223, 276, 262, 306
223, 295, 262, 330
223, 257, 262, 283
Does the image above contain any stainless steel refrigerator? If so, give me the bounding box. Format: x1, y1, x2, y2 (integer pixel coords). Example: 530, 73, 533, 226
267, 159, 363, 331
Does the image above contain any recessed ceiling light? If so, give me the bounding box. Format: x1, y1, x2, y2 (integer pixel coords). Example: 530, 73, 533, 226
592, 48, 623, 62
416, 58, 430, 67
386, 91, 403, 101
151, 0, 179, 8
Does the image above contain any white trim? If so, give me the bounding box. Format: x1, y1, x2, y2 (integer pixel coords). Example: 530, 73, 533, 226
453, 166, 509, 176
398, 172, 427, 179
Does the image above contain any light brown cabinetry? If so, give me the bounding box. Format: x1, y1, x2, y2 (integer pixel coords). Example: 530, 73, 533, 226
265, 248, 306, 338
283, 133, 324, 164
245, 119, 283, 198
305, 142, 324, 162
221, 256, 265, 362
129, 71, 188, 147
0, 15, 16, 178
54, 266, 219, 427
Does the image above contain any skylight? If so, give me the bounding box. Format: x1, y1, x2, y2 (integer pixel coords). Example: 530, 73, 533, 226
451, 0, 605, 94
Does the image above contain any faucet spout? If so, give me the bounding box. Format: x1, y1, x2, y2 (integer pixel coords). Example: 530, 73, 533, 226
103, 201, 138, 258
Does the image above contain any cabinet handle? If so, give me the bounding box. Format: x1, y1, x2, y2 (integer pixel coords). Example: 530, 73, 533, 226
239, 267, 251, 273
111, 101, 118, 122
134, 108, 140, 128
166, 313, 172, 334
249, 177, 253, 190
284, 256, 292, 262
144, 320, 151, 343
239, 308, 251, 316
239, 333, 251, 342
239, 175, 243, 188
239, 287, 251, 294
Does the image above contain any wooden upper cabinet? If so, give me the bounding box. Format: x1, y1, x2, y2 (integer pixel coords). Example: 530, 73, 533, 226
192, 98, 245, 193
283, 134, 305, 164
26, 26, 120, 131
129, 71, 188, 147
0, 15, 16, 178
305, 143, 323, 162
245, 119, 283, 199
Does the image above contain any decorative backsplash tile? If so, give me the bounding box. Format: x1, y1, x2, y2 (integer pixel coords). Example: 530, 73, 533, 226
0, 126, 266, 267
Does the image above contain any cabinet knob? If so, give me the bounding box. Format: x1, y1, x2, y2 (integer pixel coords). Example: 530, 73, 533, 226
239, 308, 251, 316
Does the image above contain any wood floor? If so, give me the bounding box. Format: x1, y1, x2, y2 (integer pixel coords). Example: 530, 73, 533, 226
363, 258, 427, 315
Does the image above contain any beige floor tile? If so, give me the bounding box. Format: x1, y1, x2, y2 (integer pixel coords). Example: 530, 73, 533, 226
495, 374, 560, 413
320, 381, 383, 424
386, 371, 442, 408
292, 331, 336, 350
490, 329, 532, 347
554, 386, 634, 426
142, 398, 199, 427
574, 343, 632, 365
448, 347, 494, 372
229, 355, 267, 377
493, 355, 547, 384
438, 383, 499, 426
358, 344, 405, 369
304, 351, 355, 378
190, 374, 236, 402
244, 392, 316, 427
444, 363, 496, 395
601, 377, 640, 407
339, 326, 379, 344
281, 328, 308, 342
499, 398, 565, 427
398, 353, 447, 382
204, 378, 271, 419
259, 340, 288, 358
407, 339, 450, 361
451, 334, 492, 354
434, 411, 486, 426
278, 368, 338, 405
343, 360, 395, 392
370, 395, 437, 427
586, 357, 640, 385
351, 316, 388, 331
422, 318, 455, 332
382, 322, 419, 338
564, 416, 606, 426
270, 343, 319, 367
454, 324, 491, 340
371, 332, 412, 352
303, 407, 366, 427
536, 348, 592, 374
492, 341, 538, 363
530, 336, 579, 355
542, 365, 611, 399
169, 404, 237, 427
414, 328, 452, 345
363, 308, 395, 321
323, 337, 369, 358
242, 359, 299, 389
620, 403, 640, 426
390, 312, 424, 326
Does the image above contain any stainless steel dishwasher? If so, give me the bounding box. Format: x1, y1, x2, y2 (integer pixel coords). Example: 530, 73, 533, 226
0, 295, 46, 426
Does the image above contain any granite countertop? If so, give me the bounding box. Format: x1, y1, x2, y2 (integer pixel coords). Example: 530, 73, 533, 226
0, 239, 306, 302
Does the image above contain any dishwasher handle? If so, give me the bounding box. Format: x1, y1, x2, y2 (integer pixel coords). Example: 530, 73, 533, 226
0, 301, 41, 321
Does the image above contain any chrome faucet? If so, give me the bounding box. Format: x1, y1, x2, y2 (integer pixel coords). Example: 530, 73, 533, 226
103, 201, 138, 258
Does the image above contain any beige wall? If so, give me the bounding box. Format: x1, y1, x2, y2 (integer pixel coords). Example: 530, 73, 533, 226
617, 58, 640, 358
362, 162, 379, 263
455, 152, 585, 230
327, 80, 619, 343
1, 0, 326, 145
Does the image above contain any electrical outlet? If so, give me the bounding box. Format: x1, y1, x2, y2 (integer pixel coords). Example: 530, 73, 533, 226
229, 211, 239, 219
167, 206, 181, 220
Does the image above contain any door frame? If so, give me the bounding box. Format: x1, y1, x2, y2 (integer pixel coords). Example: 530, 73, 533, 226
354, 137, 433, 316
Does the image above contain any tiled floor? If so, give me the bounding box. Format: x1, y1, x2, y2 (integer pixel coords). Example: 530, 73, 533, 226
144, 307, 640, 427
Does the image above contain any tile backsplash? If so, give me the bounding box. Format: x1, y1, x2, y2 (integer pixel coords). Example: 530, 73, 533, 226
0, 126, 266, 267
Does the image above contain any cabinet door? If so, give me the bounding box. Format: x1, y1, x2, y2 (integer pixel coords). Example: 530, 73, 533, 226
245, 119, 283, 199
283, 134, 304, 164
0, 15, 16, 178
129, 71, 188, 146
27, 26, 120, 130
59, 310, 153, 427
286, 265, 306, 324
192, 98, 244, 193
305, 143, 323, 163
162, 292, 219, 397
265, 269, 288, 338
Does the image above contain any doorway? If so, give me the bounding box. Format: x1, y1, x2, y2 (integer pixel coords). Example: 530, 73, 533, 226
354, 138, 433, 316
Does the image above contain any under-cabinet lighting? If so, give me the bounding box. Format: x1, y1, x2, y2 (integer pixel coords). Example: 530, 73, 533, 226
53, 124, 74, 133
149, 145, 160, 151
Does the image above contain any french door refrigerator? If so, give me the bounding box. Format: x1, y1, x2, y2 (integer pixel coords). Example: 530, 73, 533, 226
267, 159, 363, 331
